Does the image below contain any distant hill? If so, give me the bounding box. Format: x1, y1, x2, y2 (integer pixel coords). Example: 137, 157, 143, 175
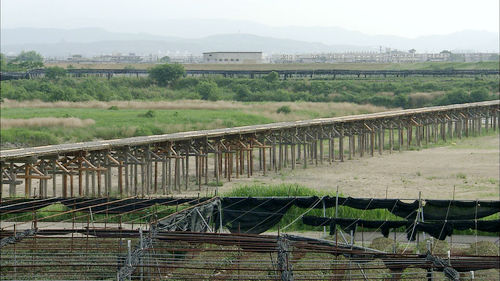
1, 24, 498, 56
1, 29, 374, 56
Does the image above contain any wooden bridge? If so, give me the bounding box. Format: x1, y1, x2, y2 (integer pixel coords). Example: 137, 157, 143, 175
1, 100, 498, 199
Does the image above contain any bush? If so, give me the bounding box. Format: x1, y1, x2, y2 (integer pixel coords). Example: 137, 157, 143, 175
276, 105, 291, 114
148, 63, 185, 86
138, 110, 156, 118
233, 84, 252, 101
108, 106, 119, 110
196, 81, 220, 101
470, 87, 490, 102
263, 71, 279, 83
45, 66, 67, 79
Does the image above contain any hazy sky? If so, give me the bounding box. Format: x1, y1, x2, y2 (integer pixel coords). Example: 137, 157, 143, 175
2, 0, 499, 38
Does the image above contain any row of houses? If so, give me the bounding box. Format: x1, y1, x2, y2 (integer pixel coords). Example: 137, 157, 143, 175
45, 51, 498, 65
270, 51, 499, 64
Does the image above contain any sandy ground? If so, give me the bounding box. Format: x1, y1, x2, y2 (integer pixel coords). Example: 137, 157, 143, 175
220, 134, 500, 200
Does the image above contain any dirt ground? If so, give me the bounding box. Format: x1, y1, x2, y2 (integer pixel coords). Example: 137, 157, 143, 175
220, 134, 500, 200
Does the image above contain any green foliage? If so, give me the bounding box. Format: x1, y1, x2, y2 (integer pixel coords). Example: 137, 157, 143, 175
159, 56, 170, 63
45, 66, 67, 79
148, 63, 185, 86
196, 81, 220, 101
139, 110, 156, 118
7, 50, 44, 70
1, 107, 273, 147
470, 87, 490, 102
0, 53, 6, 71
108, 105, 119, 110
0, 75, 498, 108
276, 105, 291, 114
233, 84, 252, 101
263, 71, 279, 83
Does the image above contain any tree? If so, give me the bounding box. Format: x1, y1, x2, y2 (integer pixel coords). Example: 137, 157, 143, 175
159, 56, 171, 63
148, 63, 185, 86
45, 66, 67, 79
9, 51, 44, 70
0, 53, 6, 71
233, 84, 251, 101
263, 71, 279, 83
470, 88, 490, 102
196, 81, 219, 101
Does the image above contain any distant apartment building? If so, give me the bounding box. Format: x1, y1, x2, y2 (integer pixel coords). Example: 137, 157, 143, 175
203, 52, 262, 64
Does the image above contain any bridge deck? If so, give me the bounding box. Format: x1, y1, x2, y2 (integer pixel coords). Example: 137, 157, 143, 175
1, 100, 498, 161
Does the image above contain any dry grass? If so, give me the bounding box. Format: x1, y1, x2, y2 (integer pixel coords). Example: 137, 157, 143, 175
0, 99, 246, 110
0, 99, 390, 122
0, 117, 95, 129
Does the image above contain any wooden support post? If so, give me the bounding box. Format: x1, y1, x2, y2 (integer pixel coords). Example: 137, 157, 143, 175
78, 158, 83, 196
214, 146, 220, 185
406, 126, 410, 150
119, 160, 124, 196
125, 154, 129, 195
303, 135, 307, 168
52, 160, 57, 197
162, 154, 166, 195
389, 128, 394, 153
348, 135, 353, 160
291, 143, 296, 169
379, 128, 384, 155
339, 129, 344, 162
24, 164, 31, 198
319, 136, 324, 164
62, 172, 68, 198
97, 156, 102, 196
70, 173, 74, 197
398, 125, 402, 152
370, 131, 374, 156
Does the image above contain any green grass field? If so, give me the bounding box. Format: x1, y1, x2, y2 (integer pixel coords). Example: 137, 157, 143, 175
0, 101, 387, 147
0, 107, 273, 146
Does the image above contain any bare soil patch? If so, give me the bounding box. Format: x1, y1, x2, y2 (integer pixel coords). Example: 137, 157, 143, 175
220, 135, 499, 200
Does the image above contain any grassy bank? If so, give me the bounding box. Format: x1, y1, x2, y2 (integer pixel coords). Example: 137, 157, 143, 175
0, 101, 386, 147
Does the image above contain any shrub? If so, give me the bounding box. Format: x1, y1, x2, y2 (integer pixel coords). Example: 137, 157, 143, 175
276, 105, 291, 114
108, 106, 119, 110
148, 63, 185, 86
196, 81, 220, 101
138, 110, 156, 118
45, 66, 67, 79
233, 84, 252, 101
469, 87, 490, 102
263, 71, 279, 83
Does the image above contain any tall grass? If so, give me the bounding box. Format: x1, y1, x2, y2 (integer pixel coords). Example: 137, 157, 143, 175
1, 117, 95, 129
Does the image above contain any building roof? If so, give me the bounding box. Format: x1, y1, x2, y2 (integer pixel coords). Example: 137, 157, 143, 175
203, 52, 262, 54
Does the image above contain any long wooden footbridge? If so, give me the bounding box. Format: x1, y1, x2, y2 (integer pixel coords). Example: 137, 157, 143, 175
1, 100, 498, 199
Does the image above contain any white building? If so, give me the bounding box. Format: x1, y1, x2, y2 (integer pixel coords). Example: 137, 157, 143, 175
203, 52, 262, 64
